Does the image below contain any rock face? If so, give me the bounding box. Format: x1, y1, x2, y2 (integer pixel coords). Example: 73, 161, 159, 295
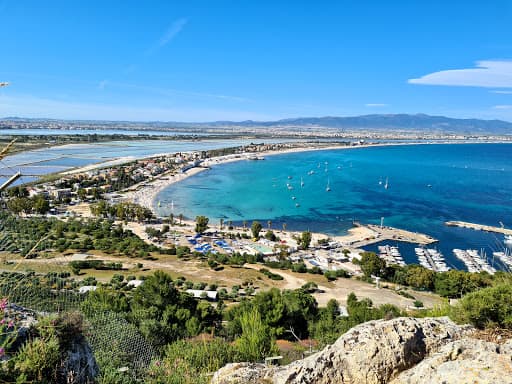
212, 317, 473, 384
392, 339, 512, 384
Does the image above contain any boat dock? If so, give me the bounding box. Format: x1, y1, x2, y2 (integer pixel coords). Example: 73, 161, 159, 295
378, 245, 406, 266
415, 248, 450, 272
453, 249, 496, 274
445, 221, 512, 235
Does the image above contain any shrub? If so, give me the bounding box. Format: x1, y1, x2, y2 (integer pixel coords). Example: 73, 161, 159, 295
451, 284, 512, 329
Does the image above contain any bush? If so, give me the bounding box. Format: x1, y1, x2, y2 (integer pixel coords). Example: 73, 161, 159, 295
451, 284, 512, 329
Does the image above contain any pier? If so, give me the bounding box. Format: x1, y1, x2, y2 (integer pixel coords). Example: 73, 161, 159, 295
445, 221, 512, 236
336, 223, 437, 248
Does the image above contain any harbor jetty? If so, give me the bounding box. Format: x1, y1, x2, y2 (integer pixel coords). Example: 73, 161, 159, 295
445, 221, 512, 235
339, 223, 437, 248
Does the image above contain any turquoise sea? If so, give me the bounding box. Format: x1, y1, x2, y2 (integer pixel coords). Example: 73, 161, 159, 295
156, 143, 512, 270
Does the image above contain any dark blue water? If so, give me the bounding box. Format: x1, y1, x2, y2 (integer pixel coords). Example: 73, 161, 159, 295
156, 143, 512, 270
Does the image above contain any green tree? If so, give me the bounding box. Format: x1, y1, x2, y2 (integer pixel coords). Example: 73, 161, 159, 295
299, 231, 312, 250
195, 216, 209, 234
235, 308, 278, 362
33, 195, 50, 214
251, 221, 263, 239
359, 252, 386, 278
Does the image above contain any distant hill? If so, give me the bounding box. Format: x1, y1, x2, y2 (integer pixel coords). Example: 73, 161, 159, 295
2, 114, 512, 135
206, 114, 512, 134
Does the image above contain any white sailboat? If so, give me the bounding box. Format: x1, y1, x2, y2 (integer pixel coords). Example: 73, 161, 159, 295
384, 177, 389, 190
326, 178, 331, 192
300, 177, 304, 187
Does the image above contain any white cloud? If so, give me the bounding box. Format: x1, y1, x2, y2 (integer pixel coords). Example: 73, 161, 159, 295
365, 103, 388, 107
409, 60, 512, 88
493, 105, 512, 110
146, 18, 188, 55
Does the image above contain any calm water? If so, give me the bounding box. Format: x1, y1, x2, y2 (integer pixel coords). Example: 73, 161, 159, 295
156, 143, 512, 270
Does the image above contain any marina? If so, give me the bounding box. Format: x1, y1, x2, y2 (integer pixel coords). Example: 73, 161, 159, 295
453, 249, 496, 274
493, 250, 512, 270
414, 248, 450, 272
378, 245, 405, 266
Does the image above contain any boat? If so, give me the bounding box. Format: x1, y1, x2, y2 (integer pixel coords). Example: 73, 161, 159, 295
308, 170, 315, 175
291, 196, 296, 200
326, 178, 331, 192
300, 177, 304, 187
286, 183, 294, 190
384, 177, 389, 190
295, 203, 300, 207
505, 235, 512, 246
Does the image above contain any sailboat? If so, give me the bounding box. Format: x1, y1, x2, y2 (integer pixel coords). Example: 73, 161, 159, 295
326, 178, 331, 192
300, 177, 304, 187
384, 177, 389, 190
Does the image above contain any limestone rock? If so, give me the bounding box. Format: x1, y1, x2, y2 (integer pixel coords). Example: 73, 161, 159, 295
392, 339, 512, 384
211, 317, 470, 384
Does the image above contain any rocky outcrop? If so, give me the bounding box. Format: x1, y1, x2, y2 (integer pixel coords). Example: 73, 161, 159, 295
392, 339, 512, 384
57, 337, 99, 384
211, 317, 473, 384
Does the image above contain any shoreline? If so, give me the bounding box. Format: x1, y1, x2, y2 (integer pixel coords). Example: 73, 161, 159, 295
121, 142, 396, 215
119, 139, 511, 219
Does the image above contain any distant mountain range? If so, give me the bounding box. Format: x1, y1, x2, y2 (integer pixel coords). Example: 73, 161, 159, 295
206, 114, 512, 134
2, 114, 512, 135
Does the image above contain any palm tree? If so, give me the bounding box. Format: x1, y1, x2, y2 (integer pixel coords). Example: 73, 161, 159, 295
178, 213, 184, 225
169, 213, 174, 226
282, 223, 287, 232
220, 218, 224, 230
267, 220, 272, 230
243, 220, 247, 230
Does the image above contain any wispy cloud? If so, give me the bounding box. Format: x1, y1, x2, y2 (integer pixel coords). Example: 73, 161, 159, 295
97, 81, 251, 102
491, 90, 512, 94
0, 94, 270, 122
146, 18, 188, 55
365, 103, 388, 107
493, 105, 512, 110
409, 60, 512, 88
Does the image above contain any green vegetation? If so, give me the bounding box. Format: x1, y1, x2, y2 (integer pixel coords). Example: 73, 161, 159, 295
251, 221, 262, 239
0, 211, 167, 258
194, 215, 209, 234
90, 201, 154, 222
299, 231, 312, 250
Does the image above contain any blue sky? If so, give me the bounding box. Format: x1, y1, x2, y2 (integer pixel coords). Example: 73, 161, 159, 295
0, 0, 511, 122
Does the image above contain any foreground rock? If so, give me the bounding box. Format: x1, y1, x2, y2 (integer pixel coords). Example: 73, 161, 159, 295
212, 317, 472, 384
392, 338, 512, 384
